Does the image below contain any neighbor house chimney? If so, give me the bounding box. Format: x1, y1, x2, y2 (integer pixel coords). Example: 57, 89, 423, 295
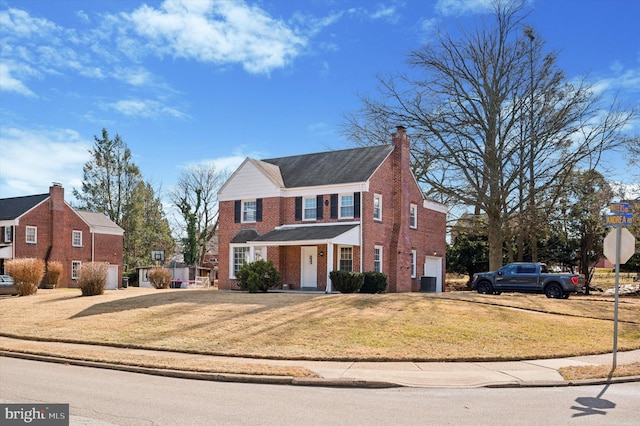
49, 183, 65, 262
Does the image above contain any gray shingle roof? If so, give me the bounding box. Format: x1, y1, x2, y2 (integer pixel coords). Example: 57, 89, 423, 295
251, 224, 358, 242
0, 193, 49, 220
262, 144, 393, 188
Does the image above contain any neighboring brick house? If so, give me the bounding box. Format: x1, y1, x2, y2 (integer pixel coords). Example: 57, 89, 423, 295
217, 127, 447, 292
0, 184, 124, 288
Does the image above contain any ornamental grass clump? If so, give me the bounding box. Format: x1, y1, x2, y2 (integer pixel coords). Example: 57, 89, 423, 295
43, 261, 63, 289
148, 267, 172, 289
77, 262, 109, 296
5, 258, 45, 296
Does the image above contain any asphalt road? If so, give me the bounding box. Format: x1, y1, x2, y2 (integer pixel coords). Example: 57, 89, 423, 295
1, 357, 638, 425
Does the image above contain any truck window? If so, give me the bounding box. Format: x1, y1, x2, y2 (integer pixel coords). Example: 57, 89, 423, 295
540, 264, 548, 274
516, 265, 536, 274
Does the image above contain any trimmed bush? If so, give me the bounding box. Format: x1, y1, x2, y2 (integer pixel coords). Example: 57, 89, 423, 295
329, 270, 364, 293
236, 260, 281, 293
77, 262, 109, 296
360, 271, 388, 294
5, 258, 44, 296
148, 267, 172, 289
42, 261, 63, 289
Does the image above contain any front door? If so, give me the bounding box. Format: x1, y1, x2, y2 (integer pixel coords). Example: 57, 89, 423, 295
301, 246, 317, 289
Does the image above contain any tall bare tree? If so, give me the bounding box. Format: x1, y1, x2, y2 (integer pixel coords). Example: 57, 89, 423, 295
170, 163, 228, 266
344, 0, 635, 270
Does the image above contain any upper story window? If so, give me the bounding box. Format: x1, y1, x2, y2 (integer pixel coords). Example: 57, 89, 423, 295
410, 204, 417, 228
340, 194, 354, 219
243, 200, 257, 222
303, 197, 317, 220
234, 199, 262, 223
26, 226, 37, 244
339, 246, 353, 271
373, 194, 382, 221
374, 246, 383, 273
72, 230, 82, 247
4, 226, 13, 243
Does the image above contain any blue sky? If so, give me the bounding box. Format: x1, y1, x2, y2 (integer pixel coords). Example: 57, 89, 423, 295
1, 0, 639, 204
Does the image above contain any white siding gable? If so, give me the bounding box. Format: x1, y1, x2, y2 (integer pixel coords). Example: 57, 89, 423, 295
218, 158, 283, 201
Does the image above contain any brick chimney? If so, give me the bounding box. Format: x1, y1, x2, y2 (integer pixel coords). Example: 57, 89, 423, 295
49, 183, 65, 261
389, 126, 414, 292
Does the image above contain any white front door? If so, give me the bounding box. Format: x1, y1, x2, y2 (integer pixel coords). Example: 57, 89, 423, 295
106, 265, 118, 290
301, 246, 317, 289
423, 257, 442, 292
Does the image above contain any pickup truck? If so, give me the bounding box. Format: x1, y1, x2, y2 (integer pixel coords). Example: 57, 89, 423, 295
471, 262, 585, 299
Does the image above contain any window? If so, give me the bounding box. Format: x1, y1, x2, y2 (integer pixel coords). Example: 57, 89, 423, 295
411, 250, 417, 278
4, 226, 13, 242
410, 204, 417, 228
242, 200, 257, 222
26, 226, 37, 244
339, 246, 353, 271
374, 246, 383, 273
72, 230, 82, 247
303, 197, 317, 220
71, 261, 82, 280
254, 246, 265, 262
232, 246, 250, 277
340, 194, 354, 219
373, 194, 382, 221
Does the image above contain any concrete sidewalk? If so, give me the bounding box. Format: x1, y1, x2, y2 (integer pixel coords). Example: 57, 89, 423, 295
1, 336, 639, 388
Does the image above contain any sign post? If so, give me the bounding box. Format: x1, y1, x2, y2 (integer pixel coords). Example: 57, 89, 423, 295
604, 202, 635, 371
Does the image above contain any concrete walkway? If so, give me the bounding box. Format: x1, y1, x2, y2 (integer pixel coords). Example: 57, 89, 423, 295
1, 336, 639, 388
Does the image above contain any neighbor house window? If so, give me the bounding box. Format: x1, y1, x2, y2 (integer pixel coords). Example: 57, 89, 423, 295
71, 261, 82, 280
4, 226, 13, 243
374, 246, 383, 273
26, 226, 37, 244
72, 230, 82, 247
411, 250, 417, 278
303, 197, 317, 220
339, 194, 354, 219
373, 194, 382, 221
410, 204, 417, 228
243, 200, 257, 222
339, 246, 353, 271
232, 246, 250, 277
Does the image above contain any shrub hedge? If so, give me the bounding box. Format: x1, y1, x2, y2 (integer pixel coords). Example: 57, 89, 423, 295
360, 271, 388, 293
329, 270, 364, 293
236, 260, 281, 293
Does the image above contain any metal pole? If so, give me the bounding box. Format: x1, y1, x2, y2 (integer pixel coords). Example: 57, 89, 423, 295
613, 224, 621, 370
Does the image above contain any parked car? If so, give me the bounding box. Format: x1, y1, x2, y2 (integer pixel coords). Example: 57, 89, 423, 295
472, 262, 585, 299
0, 275, 18, 296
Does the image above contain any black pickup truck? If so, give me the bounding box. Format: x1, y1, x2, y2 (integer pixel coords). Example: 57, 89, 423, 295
471, 262, 585, 299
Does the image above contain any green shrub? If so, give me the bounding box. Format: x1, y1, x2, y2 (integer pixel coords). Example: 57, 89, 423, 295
5, 258, 44, 296
77, 262, 108, 296
329, 270, 364, 293
42, 260, 63, 289
360, 271, 388, 293
236, 260, 281, 293
148, 267, 172, 289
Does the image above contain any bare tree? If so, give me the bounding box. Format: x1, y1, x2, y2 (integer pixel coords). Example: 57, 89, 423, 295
170, 163, 228, 266
343, 0, 635, 270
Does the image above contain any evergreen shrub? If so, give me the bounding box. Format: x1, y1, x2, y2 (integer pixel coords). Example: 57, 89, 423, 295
329, 270, 364, 293
236, 260, 281, 293
360, 271, 388, 293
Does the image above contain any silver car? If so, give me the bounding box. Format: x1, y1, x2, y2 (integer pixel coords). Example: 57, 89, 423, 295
0, 275, 18, 296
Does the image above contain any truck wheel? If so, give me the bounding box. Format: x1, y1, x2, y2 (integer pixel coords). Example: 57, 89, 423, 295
477, 281, 493, 295
562, 292, 570, 299
545, 284, 563, 299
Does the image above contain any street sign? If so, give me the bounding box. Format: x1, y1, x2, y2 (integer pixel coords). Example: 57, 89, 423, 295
606, 213, 634, 226
603, 227, 636, 264
609, 202, 630, 213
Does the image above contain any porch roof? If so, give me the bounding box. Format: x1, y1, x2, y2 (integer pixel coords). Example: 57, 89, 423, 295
237, 224, 360, 246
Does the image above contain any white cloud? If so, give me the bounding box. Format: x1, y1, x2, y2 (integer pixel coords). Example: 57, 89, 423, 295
435, 0, 494, 16
0, 128, 91, 198
0, 63, 36, 96
126, 0, 308, 74
108, 98, 189, 119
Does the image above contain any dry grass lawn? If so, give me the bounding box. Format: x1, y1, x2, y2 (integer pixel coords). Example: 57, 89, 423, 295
1, 287, 639, 379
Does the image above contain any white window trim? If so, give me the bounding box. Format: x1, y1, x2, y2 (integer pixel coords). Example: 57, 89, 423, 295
374, 245, 383, 273
303, 196, 317, 221
229, 245, 267, 279
411, 250, 417, 278
338, 245, 353, 271
242, 200, 257, 223
26, 226, 37, 244
410, 204, 417, 229
71, 261, 82, 280
373, 194, 382, 221
339, 194, 354, 219
72, 230, 82, 247
4, 226, 13, 242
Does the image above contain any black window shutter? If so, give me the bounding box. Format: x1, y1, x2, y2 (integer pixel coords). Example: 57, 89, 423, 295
256, 198, 263, 222
354, 192, 360, 218
295, 197, 302, 221
234, 200, 241, 223
330, 194, 338, 219
316, 195, 323, 219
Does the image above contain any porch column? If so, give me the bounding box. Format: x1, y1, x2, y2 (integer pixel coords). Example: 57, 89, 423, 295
326, 243, 334, 293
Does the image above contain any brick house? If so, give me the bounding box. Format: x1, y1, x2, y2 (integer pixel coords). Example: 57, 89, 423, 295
217, 127, 447, 292
0, 184, 124, 288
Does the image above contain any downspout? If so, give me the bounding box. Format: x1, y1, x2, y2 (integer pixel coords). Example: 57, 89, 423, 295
359, 191, 363, 273
91, 229, 95, 262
